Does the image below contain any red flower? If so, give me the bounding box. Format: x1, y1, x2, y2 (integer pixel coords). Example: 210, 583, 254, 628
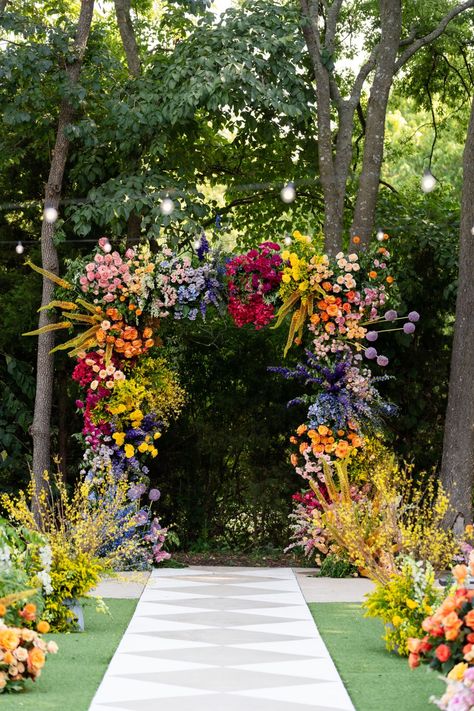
435, 644, 451, 663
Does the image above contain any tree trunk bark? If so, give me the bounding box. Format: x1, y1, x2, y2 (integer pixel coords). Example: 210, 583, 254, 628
31, 0, 95, 517
350, 0, 402, 246
440, 95, 474, 530
114, 0, 141, 77
0, 0, 9, 14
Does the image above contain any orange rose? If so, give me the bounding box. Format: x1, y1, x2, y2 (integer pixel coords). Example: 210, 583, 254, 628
19, 603, 36, 622
36, 621, 50, 634
465, 610, 474, 629
326, 304, 339, 317
143, 327, 153, 339
0, 629, 20, 651
407, 638, 422, 654
369, 270, 377, 279
290, 454, 298, 467
27, 648, 45, 673
3, 651, 14, 665
296, 424, 308, 436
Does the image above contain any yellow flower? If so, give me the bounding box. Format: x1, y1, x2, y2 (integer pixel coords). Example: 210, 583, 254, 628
448, 662, 468, 681
112, 432, 126, 446
282, 250, 290, 261
124, 444, 135, 458
282, 274, 291, 284
150, 448, 158, 458
299, 281, 309, 292
392, 615, 403, 627
138, 442, 148, 453
289, 253, 299, 267
293, 230, 302, 239
130, 409, 143, 421
153, 432, 162, 440
109, 403, 127, 415
405, 599, 418, 610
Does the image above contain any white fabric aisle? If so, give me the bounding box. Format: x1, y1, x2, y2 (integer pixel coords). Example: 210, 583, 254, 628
88, 567, 355, 711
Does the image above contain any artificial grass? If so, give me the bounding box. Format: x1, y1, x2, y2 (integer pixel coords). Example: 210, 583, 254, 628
2, 598, 137, 710
310, 602, 445, 711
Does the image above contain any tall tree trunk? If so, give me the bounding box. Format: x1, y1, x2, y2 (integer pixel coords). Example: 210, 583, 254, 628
31, 0, 95, 517
350, 0, 402, 246
114, 0, 141, 77
440, 95, 474, 530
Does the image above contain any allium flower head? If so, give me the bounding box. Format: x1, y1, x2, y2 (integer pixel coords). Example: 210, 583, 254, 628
403, 322, 416, 334
365, 347, 377, 360
408, 311, 420, 322
384, 309, 397, 321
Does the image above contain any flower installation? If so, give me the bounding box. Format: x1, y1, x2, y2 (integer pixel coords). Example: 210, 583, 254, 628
23, 231, 419, 574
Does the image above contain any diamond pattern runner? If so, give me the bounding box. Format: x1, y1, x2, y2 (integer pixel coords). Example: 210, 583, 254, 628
88, 567, 355, 711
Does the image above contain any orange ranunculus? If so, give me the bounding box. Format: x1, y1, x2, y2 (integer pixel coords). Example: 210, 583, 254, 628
0, 629, 20, 651
352, 236, 361, 244
307, 429, 318, 440
299, 443, 308, 455
453, 565, 468, 585
143, 327, 153, 339
346, 290, 356, 301
96, 329, 106, 342
342, 302, 352, 313
322, 281, 332, 291
290, 454, 298, 467
369, 270, 377, 279
318, 425, 329, 436
36, 620, 50, 634
408, 652, 420, 669
289, 436, 297, 445
463, 643, 473, 656
335, 441, 350, 458
296, 424, 308, 436
326, 304, 339, 317
444, 614, 463, 641
467, 632, 474, 643
313, 444, 325, 454
320, 312, 329, 322
325, 322, 336, 334
0, 605, 6, 617
326, 295, 336, 304
27, 648, 45, 673
310, 314, 321, 324
386, 276, 395, 284
440, 597, 458, 615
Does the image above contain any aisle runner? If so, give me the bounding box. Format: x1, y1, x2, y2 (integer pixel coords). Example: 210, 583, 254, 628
89, 567, 355, 711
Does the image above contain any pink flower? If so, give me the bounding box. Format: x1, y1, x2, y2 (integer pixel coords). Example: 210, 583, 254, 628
94, 254, 104, 264
125, 248, 135, 259
103, 293, 115, 303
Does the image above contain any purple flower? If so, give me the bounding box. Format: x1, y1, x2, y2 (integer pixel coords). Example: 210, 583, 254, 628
366, 331, 378, 342
377, 355, 389, 366
127, 482, 147, 501
153, 546, 171, 563
403, 322, 416, 334
365, 347, 377, 360
134, 508, 149, 526
384, 309, 397, 321
75, 400, 84, 409
149, 488, 161, 502
408, 311, 420, 322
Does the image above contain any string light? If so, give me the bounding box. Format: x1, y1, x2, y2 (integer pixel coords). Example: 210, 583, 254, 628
283, 234, 292, 246
102, 238, 112, 253
280, 182, 296, 204
421, 168, 436, 193
15, 241, 24, 254
44, 206, 58, 223
159, 197, 175, 215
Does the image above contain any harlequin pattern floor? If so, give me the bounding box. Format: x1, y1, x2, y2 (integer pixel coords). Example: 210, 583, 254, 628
88, 567, 355, 711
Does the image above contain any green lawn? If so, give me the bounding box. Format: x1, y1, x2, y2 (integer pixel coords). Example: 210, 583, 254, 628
310, 602, 445, 711
2, 598, 137, 710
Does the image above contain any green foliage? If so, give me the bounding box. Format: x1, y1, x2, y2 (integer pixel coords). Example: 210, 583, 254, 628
363, 557, 443, 656
318, 554, 359, 579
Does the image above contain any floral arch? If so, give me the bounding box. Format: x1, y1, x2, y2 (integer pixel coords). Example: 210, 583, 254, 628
25, 231, 419, 564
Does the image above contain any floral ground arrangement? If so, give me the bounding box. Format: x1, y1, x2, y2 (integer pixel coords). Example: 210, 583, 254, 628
2, 229, 469, 704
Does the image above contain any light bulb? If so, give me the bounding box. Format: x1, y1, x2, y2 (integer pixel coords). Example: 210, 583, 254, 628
15, 241, 24, 254
103, 239, 112, 253
193, 239, 201, 250
376, 228, 384, 242
421, 169, 436, 193
160, 198, 174, 215
280, 182, 296, 204
44, 206, 58, 223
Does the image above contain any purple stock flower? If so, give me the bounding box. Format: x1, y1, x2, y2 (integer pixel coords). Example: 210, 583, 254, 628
149, 488, 161, 501
403, 322, 416, 334
365, 347, 377, 360
408, 311, 420, 322
377, 355, 389, 366
366, 331, 378, 342
384, 309, 397, 321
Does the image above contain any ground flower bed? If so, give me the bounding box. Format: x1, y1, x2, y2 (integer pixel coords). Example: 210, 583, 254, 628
311, 602, 445, 711
0, 599, 136, 710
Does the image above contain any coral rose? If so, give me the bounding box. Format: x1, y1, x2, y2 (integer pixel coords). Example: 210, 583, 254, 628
19, 603, 36, 622
453, 565, 468, 585
0, 629, 20, 651
435, 644, 451, 663
464, 610, 474, 629
407, 638, 422, 654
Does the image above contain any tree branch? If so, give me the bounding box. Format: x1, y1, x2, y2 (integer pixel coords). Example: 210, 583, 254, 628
114, 0, 141, 77
395, 0, 474, 72
325, 0, 343, 54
